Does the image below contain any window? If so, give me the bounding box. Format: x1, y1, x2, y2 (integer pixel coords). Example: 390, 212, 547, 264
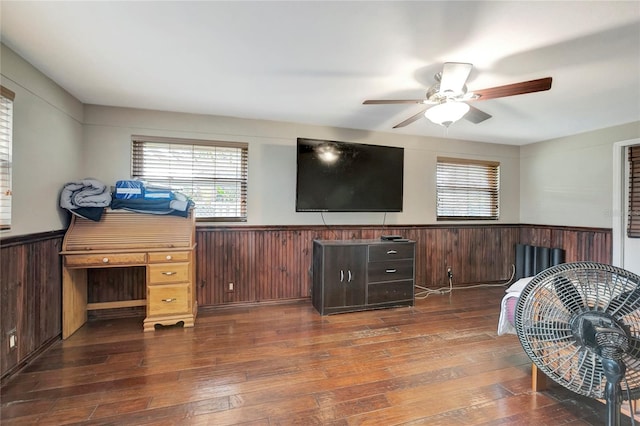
436, 157, 500, 220
0, 86, 15, 230
628, 145, 640, 238
132, 136, 248, 222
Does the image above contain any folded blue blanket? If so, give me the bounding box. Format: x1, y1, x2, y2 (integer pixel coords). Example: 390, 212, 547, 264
110, 198, 194, 218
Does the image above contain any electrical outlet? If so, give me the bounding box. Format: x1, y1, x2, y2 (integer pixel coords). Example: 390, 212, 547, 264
227, 282, 234, 291
8, 329, 16, 350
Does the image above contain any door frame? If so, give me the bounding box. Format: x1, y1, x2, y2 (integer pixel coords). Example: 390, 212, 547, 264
612, 138, 640, 268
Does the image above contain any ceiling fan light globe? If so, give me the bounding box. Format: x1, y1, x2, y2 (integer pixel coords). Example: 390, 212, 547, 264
424, 102, 470, 127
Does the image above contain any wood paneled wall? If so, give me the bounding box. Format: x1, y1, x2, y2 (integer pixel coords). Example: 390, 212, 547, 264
0, 223, 612, 382
84, 224, 613, 309
1, 231, 63, 382
518, 224, 612, 264
191, 223, 610, 307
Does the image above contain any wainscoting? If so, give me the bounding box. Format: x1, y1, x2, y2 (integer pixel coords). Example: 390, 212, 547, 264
0, 223, 612, 382
192, 224, 612, 306
0, 231, 64, 383
519, 225, 612, 263
193, 225, 522, 306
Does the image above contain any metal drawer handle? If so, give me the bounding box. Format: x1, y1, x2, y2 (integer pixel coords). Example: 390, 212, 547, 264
386, 269, 397, 273
102, 258, 109, 263
340, 270, 354, 282
165, 255, 172, 260
162, 271, 176, 276
162, 298, 176, 303
386, 250, 397, 255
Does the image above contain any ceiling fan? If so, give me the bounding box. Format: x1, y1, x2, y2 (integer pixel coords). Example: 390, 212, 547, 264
363, 62, 552, 128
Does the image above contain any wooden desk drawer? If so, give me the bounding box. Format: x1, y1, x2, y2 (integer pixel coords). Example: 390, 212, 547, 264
368, 243, 414, 262
65, 252, 147, 268
148, 263, 190, 284
147, 284, 190, 316
148, 251, 191, 263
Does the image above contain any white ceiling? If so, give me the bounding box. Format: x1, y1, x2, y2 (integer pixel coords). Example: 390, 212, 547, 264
1, 1, 639, 145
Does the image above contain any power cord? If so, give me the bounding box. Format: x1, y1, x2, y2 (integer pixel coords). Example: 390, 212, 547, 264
414, 264, 516, 300
320, 212, 339, 239
414, 270, 453, 299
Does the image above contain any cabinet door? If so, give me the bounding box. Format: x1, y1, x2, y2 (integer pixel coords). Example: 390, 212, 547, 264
323, 245, 366, 309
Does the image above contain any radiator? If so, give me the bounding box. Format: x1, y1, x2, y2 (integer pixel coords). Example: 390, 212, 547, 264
514, 244, 565, 280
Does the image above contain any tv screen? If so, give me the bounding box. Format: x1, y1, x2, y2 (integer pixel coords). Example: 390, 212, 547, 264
296, 138, 404, 212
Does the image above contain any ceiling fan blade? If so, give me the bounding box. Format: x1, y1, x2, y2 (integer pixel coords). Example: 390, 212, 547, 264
472, 77, 552, 101
464, 105, 492, 124
439, 62, 473, 95
363, 99, 427, 105
392, 108, 428, 128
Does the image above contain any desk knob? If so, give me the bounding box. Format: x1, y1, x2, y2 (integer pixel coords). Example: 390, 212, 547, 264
166, 255, 172, 260
102, 258, 109, 263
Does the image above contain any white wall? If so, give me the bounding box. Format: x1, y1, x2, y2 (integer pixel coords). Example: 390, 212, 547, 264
0, 44, 84, 237
520, 122, 640, 228
5, 40, 639, 234
82, 105, 521, 226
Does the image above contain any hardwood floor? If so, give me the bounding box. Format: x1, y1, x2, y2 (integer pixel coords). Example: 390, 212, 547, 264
1, 286, 637, 425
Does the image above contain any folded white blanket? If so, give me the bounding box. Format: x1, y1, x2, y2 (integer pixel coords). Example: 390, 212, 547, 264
60, 178, 112, 209
505, 276, 533, 293
497, 292, 520, 336
497, 277, 534, 336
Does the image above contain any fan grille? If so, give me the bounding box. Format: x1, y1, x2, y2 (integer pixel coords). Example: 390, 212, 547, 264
515, 262, 640, 400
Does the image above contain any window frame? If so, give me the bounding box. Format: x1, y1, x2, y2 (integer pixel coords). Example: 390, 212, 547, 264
131, 135, 248, 222
0, 85, 15, 231
436, 157, 500, 221
628, 145, 640, 238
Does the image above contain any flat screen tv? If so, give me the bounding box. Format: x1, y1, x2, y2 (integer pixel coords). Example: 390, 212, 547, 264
296, 138, 404, 212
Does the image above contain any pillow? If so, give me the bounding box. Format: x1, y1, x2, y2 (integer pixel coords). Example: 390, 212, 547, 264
506, 276, 534, 293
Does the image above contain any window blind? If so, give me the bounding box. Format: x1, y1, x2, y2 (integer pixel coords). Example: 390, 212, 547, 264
0, 86, 15, 230
628, 145, 640, 238
436, 157, 500, 220
132, 136, 248, 222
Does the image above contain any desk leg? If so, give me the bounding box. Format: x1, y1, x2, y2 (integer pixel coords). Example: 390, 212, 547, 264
63, 267, 87, 339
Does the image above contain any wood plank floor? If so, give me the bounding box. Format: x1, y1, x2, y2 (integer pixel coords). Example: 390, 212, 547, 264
1, 286, 637, 425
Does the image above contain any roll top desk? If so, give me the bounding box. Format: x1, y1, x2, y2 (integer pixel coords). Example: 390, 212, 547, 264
60, 209, 196, 339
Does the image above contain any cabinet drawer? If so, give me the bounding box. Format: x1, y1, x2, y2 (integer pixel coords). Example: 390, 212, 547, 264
148, 263, 190, 284
368, 243, 414, 262
148, 251, 191, 263
65, 252, 146, 268
368, 259, 414, 283
147, 284, 190, 316
367, 280, 414, 305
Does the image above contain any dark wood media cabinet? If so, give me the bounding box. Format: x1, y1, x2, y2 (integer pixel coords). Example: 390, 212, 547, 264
312, 239, 415, 315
